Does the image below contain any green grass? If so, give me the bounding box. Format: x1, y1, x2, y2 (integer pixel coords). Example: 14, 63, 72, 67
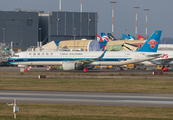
1, 77, 173, 93
0, 70, 173, 77
1, 103, 173, 120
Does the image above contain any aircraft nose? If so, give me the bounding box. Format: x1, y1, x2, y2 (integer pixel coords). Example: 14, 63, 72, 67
8, 57, 14, 63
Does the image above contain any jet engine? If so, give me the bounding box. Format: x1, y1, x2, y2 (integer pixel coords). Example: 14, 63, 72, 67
62, 62, 77, 70
18, 65, 26, 68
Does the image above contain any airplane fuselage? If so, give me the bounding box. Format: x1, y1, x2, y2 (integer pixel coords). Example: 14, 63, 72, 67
8, 51, 160, 66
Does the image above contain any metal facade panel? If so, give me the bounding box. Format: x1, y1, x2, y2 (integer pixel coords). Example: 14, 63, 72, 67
89, 13, 96, 36
4, 20, 21, 48
82, 13, 88, 35
50, 12, 57, 35
39, 15, 48, 43
0, 11, 38, 50
47, 12, 97, 42
57, 12, 65, 35
74, 13, 80, 35
66, 12, 73, 35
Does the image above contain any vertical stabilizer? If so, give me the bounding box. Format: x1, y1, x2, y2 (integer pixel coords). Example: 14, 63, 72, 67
136, 30, 162, 52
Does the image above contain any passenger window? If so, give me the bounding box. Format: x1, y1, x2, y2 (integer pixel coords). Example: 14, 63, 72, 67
33, 53, 36, 55
14, 55, 19, 57
38, 53, 40, 55
46, 53, 49, 55
42, 53, 44, 55
29, 53, 31, 55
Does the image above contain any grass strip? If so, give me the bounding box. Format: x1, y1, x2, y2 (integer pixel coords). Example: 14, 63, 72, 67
0, 77, 173, 93
0, 103, 173, 120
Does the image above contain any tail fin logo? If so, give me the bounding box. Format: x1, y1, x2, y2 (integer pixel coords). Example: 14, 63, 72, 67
148, 39, 158, 49
102, 36, 109, 42
110, 36, 114, 41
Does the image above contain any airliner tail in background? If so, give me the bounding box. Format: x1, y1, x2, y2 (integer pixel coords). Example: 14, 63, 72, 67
137, 30, 162, 52
97, 34, 104, 42
122, 34, 129, 40
107, 33, 116, 41
101, 33, 110, 42
138, 35, 145, 40
128, 34, 135, 40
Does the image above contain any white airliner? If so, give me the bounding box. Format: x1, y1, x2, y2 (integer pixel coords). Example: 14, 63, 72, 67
8, 30, 163, 71
141, 50, 173, 67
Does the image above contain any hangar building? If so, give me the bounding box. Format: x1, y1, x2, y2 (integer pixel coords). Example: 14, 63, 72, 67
39, 11, 97, 44
0, 10, 98, 51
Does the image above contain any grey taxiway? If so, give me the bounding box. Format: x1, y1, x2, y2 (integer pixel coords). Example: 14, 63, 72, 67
1, 90, 173, 108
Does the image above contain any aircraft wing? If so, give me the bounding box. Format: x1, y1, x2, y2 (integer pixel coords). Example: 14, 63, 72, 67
157, 58, 173, 62
71, 50, 107, 65
146, 54, 164, 58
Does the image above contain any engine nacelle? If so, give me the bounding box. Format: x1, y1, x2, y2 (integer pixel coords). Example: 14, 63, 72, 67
62, 62, 76, 70
18, 65, 26, 68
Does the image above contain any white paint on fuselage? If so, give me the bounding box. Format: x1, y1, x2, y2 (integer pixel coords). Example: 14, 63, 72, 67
9, 51, 162, 66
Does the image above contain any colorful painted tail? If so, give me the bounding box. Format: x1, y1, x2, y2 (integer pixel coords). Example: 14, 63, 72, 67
107, 33, 116, 41
122, 34, 129, 40
138, 35, 145, 40
97, 34, 104, 42
128, 34, 135, 40
101, 33, 110, 42
136, 30, 162, 52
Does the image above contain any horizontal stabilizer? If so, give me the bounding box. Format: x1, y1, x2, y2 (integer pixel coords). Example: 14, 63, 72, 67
146, 54, 164, 57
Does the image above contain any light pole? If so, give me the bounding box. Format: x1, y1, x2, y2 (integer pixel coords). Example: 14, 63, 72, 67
74, 28, 76, 50
80, 0, 82, 12
3, 28, 5, 43
110, 1, 116, 36
144, 9, 149, 40
39, 28, 42, 42
59, 0, 61, 11
134, 7, 139, 40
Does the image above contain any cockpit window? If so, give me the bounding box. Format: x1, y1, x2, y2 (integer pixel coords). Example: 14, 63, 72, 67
13, 55, 19, 57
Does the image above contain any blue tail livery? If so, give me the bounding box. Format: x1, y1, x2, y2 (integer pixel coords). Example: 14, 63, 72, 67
128, 34, 135, 40
122, 34, 129, 40
137, 30, 162, 52
107, 33, 116, 41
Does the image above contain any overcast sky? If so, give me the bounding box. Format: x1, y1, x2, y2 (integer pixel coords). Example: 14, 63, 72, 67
1, 0, 173, 39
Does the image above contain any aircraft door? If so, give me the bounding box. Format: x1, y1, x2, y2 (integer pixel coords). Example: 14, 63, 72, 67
135, 53, 139, 61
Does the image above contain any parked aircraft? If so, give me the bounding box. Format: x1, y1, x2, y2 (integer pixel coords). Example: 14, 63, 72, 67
8, 30, 163, 72
141, 51, 173, 71
107, 33, 116, 41
97, 34, 104, 42
128, 34, 135, 40
122, 34, 129, 40
101, 33, 110, 42
138, 35, 145, 40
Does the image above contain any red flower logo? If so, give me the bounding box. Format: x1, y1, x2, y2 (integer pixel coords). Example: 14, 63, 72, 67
148, 39, 158, 49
